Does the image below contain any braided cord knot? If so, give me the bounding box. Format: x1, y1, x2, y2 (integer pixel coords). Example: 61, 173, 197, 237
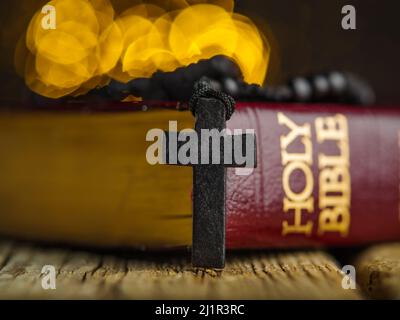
189, 79, 235, 120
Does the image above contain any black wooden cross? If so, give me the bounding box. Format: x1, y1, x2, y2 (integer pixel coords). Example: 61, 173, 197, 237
162, 84, 256, 269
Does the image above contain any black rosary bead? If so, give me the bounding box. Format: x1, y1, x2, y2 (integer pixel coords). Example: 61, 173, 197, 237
328, 71, 348, 96
107, 81, 133, 101
311, 74, 330, 100
343, 73, 375, 106
289, 77, 313, 102
271, 85, 293, 102
222, 77, 240, 97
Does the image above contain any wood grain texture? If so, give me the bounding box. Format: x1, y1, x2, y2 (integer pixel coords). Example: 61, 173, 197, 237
0, 240, 362, 299
354, 243, 400, 299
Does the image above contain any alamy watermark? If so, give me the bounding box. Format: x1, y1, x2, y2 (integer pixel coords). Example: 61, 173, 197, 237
341, 5, 356, 30
146, 121, 256, 176
41, 5, 56, 30
341, 265, 356, 289
41, 265, 56, 290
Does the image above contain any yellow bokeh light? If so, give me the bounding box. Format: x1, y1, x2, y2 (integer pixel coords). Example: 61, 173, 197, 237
19, 0, 270, 99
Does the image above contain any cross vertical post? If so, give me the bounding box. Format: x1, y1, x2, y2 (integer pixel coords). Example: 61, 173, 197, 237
192, 97, 227, 268
162, 82, 256, 269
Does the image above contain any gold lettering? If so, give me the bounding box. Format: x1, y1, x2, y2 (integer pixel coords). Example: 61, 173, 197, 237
283, 161, 314, 202
281, 137, 313, 165
315, 114, 348, 143
278, 112, 312, 165
280, 113, 351, 237
279, 113, 314, 236
318, 139, 349, 168
318, 206, 350, 236
282, 197, 314, 235
315, 114, 351, 236
319, 167, 350, 208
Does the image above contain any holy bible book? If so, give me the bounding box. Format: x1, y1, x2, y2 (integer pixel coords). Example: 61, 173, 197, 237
0, 102, 399, 249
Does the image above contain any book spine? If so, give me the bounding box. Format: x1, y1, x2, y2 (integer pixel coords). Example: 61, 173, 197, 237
226, 104, 400, 248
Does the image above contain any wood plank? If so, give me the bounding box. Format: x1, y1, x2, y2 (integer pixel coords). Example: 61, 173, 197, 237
0, 240, 362, 299
354, 243, 400, 299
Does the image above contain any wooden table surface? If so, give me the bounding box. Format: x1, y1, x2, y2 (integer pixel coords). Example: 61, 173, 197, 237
0, 240, 399, 299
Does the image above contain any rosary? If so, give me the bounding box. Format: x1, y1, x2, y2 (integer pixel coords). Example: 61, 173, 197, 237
106, 55, 375, 106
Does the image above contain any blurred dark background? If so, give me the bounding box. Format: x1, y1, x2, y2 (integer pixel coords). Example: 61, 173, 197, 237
0, 0, 399, 105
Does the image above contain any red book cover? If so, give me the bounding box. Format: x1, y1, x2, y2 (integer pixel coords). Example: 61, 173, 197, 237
226, 103, 400, 248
